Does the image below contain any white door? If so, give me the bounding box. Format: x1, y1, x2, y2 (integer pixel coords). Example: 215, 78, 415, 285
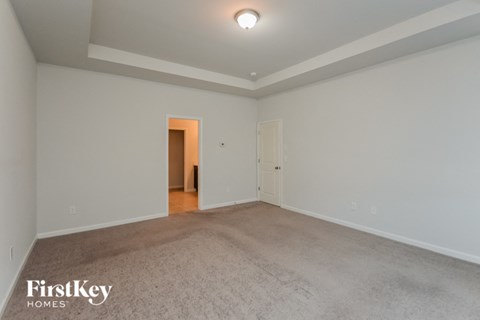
258, 121, 281, 206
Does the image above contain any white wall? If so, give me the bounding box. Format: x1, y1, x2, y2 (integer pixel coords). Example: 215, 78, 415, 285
36, 64, 257, 235
258, 36, 480, 261
169, 119, 199, 192
0, 0, 37, 314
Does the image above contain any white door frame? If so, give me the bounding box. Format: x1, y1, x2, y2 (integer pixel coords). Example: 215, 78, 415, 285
166, 114, 203, 215
257, 119, 283, 206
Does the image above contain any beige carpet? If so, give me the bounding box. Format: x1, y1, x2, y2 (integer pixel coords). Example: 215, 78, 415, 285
3, 202, 480, 319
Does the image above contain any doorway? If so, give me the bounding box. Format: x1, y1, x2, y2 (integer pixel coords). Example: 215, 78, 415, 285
258, 120, 282, 206
167, 116, 201, 214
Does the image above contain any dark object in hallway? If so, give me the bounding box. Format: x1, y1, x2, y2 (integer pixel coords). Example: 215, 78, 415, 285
194, 165, 198, 191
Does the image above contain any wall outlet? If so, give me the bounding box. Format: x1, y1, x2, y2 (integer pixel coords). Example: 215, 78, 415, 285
10, 247, 14, 261
351, 201, 357, 211
371, 206, 378, 215
69, 205, 77, 215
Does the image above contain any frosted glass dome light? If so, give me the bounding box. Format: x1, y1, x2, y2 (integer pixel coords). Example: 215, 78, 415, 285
235, 9, 260, 30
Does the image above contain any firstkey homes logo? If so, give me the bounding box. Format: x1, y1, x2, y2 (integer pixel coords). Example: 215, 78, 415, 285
26, 280, 113, 308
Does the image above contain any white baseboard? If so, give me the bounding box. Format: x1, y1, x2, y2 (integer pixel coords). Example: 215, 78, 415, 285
185, 188, 197, 193
202, 198, 258, 210
0, 236, 37, 318
38, 199, 258, 239
282, 204, 480, 265
169, 185, 184, 190
37, 212, 168, 239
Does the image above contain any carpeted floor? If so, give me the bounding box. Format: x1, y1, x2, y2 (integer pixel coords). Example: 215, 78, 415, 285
3, 202, 480, 319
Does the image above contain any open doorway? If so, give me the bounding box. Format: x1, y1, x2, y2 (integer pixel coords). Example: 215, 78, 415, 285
167, 117, 200, 214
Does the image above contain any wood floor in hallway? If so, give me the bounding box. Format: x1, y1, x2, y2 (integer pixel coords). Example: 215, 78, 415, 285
169, 189, 198, 214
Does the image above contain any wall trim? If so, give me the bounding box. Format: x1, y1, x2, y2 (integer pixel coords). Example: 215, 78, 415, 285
0, 237, 37, 318
169, 185, 184, 190
37, 212, 167, 239
37, 198, 258, 239
282, 204, 480, 265
202, 198, 258, 210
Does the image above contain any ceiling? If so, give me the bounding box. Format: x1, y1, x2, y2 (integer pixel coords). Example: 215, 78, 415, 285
10, 0, 480, 98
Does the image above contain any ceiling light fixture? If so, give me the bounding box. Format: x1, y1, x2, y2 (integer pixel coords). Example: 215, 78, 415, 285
235, 9, 260, 30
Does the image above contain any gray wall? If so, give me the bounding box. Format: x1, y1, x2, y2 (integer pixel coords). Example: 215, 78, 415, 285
0, 0, 37, 314
36, 64, 258, 235
258, 36, 480, 262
